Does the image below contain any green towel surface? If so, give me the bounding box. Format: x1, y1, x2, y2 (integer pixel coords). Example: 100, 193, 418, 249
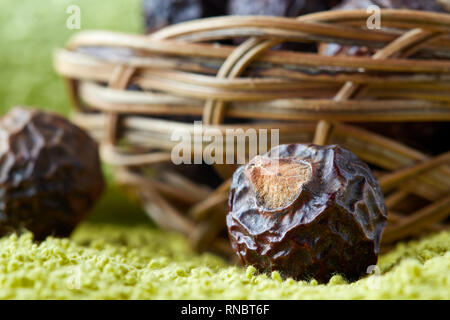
0, 225, 449, 299
0, 0, 449, 300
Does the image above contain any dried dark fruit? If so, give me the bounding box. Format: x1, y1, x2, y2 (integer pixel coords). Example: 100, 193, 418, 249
143, 0, 227, 33
143, 0, 341, 34
228, 0, 341, 52
142, 0, 344, 49
228, 0, 344, 17
356, 122, 450, 156
0, 107, 104, 240
143, 0, 202, 33
227, 144, 387, 283
335, 0, 446, 11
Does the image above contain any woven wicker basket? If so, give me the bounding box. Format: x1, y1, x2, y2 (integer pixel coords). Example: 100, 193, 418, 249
54, 9, 450, 257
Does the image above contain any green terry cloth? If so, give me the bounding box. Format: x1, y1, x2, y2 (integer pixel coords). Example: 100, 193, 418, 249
0, 0, 449, 300
0, 224, 448, 299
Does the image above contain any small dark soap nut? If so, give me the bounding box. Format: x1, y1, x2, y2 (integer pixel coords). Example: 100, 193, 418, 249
228, 0, 339, 52
227, 144, 387, 283
227, 0, 337, 17
0, 107, 104, 240
143, 0, 227, 33
320, 0, 448, 56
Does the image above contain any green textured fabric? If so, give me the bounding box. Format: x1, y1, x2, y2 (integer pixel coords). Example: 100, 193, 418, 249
0, 226, 449, 299
0, 0, 449, 300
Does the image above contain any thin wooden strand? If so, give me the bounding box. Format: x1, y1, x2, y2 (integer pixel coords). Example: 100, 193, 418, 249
62, 33, 450, 74
382, 195, 450, 244
379, 151, 450, 193
55, 48, 450, 84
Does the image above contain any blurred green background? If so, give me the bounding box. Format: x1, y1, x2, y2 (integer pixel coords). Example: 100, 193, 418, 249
0, 0, 150, 225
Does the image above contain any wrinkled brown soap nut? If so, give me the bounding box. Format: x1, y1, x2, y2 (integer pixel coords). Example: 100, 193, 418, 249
228, 0, 342, 52
336, 0, 447, 11
143, 0, 227, 33
143, 0, 343, 51
143, 0, 341, 34
0, 107, 104, 240
227, 144, 387, 283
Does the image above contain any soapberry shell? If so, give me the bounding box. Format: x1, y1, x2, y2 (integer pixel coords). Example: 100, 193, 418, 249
0, 107, 104, 240
227, 144, 387, 283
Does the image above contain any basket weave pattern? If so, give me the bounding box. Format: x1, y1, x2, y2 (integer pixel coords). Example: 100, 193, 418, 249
54, 9, 450, 256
